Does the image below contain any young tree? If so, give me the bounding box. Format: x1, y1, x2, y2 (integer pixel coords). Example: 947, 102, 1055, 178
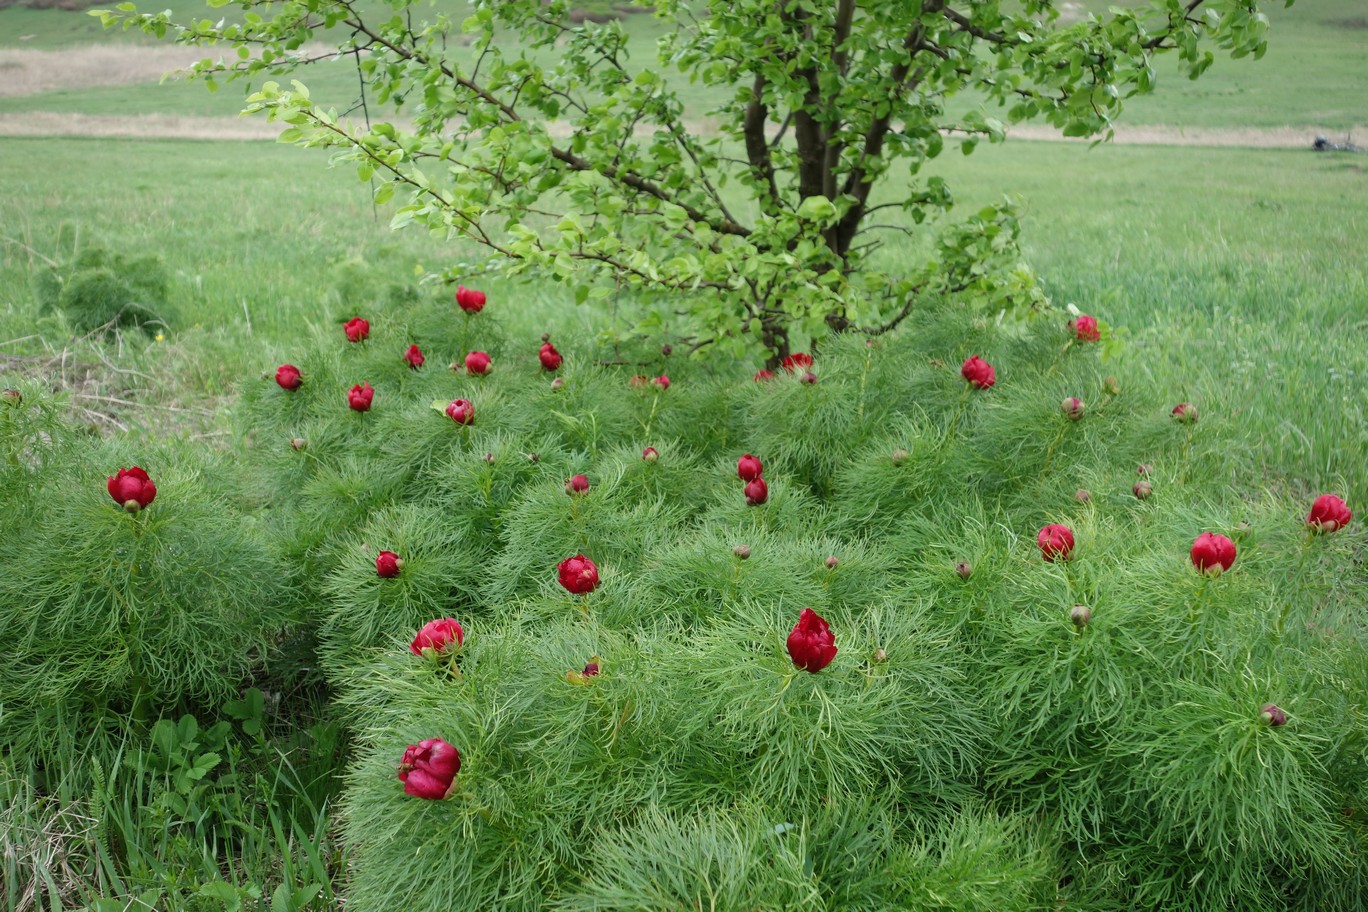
102, 0, 1282, 362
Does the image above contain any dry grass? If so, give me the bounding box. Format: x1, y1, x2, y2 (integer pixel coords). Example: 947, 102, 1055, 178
0, 778, 101, 912
0, 110, 280, 138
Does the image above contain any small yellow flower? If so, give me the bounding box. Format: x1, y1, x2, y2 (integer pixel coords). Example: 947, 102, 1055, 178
154, 332, 165, 342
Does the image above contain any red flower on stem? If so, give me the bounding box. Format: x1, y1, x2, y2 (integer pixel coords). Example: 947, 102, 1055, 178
344, 317, 369, 343
455, 286, 487, 313
786, 608, 837, 673
557, 554, 600, 594
961, 355, 996, 390
397, 738, 460, 799
1037, 524, 1075, 562
737, 454, 763, 482
465, 351, 491, 376
348, 382, 374, 412
108, 466, 157, 512
275, 364, 302, 391
744, 477, 768, 506
1071, 314, 1100, 342
539, 342, 563, 371
1306, 494, 1351, 533
410, 618, 464, 657
781, 352, 813, 373
1190, 532, 1236, 576
445, 399, 475, 426
403, 345, 425, 370
376, 550, 403, 578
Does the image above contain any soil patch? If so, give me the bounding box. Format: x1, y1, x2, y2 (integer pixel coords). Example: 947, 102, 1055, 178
0, 46, 207, 97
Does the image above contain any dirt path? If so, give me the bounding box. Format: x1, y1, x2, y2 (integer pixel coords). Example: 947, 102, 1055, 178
0, 110, 1356, 149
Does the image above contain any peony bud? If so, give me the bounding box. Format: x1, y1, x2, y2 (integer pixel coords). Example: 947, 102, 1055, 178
1071, 314, 1100, 342
1074, 489, 1091, 504
1190, 532, 1236, 576
1070, 604, 1092, 628
550, 377, 565, 390
348, 382, 374, 412
290, 437, 307, 451
557, 553, 599, 594
961, 355, 996, 390
539, 342, 563, 371
527, 452, 540, 463
891, 448, 909, 465
1061, 397, 1085, 420
781, 352, 813, 373
376, 550, 403, 578
566, 474, 589, 495
483, 452, 496, 464
629, 375, 649, 390
1259, 703, 1287, 727
744, 477, 768, 506
465, 351, 491, 376
455, 285, 486, 313
1137, 464, 1153, 476
403, 344, 425, 370
642, 446, 659, 463
1, 388, 20, 405
873, 647, 888, 663
955, 560, 972, 579
733, 544, 751, 560
1171, 402, 1198, 424
397, 738, 460, 800
824, 555, 840, 570
410, 617, 464, 657
1103, 375, 1121, 396
1037, 524, 1076, 562
753, 369, 776, 383
445, 398, 475, 426
1306, 494, 1352, 533
540, 332, 551, 343
582, 659, 600, 677
737, 453, 763, 482
660, 344, 672, 356
1133, 481, 1153, 501
275, 364, 303, 391
107, 466, 157, 511
344, 317, 369, 343
652, 374, 670, 391
786, 608, 837, 673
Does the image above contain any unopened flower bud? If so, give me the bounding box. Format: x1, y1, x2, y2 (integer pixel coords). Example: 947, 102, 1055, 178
1260, 703, 1287, 727
800, 370, 818, 385
1, 388, 21, 406
733, 544, 751, 560
1171, 402, 1198, 424
1137, 463, 1153, 476
541, 333, 551, 343
550, 377, 565, 390
1061, 397, 1085, 421
824, 555, 839, 570
873, 647, 888, 663
1133, 480, 1153, 501
123, 499, 143, 513
955, 561, 972, 580
642, 446, 659, 463
1074, 488, 1091, 504
1070, 604, 1092, 628
290, 437, 307, 451
891, 448, 909, 465
483, 452, 496, 464
527, 452, 540, 463
1103, 376, 1120, 396
660, 344, 672, 356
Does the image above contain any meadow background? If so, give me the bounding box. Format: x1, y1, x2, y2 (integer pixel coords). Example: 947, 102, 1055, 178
1, 0, 1366, 908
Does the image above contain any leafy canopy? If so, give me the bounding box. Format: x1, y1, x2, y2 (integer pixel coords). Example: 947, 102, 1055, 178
99, 0, 1284, 359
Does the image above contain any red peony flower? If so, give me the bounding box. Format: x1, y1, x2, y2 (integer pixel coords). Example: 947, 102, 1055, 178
566, 473, 589, 495
753, 369, 776, 382
652, 374, 670, 391
781, 352, 813, 373
557, 554, 599, 594
1037, 523, 1075, 562
961, 355, 996, 390
737, 453, 763, 482
410, 618, 464, 657
1071, 314, 1100, 342
786, 607, 837, 673
582, 659, 600, 677
344, 317, 369, 343
376, 550, 403, 578
1190, 532, 1236, 576
397, 738, 460, 800
107, 466, 157, 512
1171, 402, 1198, 424
403, 345, 425, 370
1306, 494, 1351, 533
465, 351, 491, 376
275, 364, 303, 391
348, 382, 374, 412
445, 398, 475, 426
744, 477, 768, 506
539, 342, 563, 371
455, 285, 487, 313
